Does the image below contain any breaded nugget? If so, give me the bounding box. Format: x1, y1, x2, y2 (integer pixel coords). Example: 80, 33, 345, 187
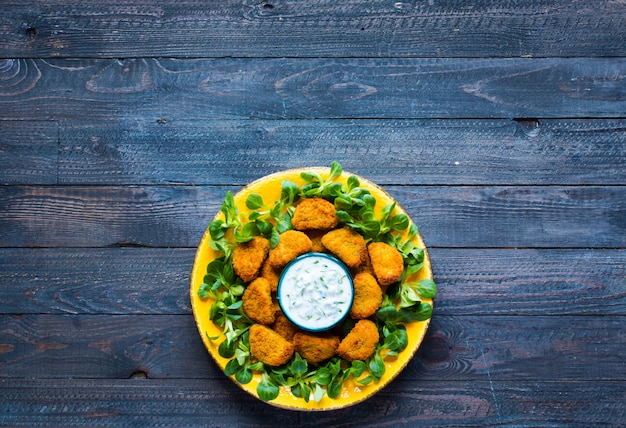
292, 197, 339, 231
349, 272, 383, 319
305, 229, 327, 253
351, 251, 374, 277
321, 228, 367, 268
232, 236, 270, 282
242, 277, 275, 325
249, 324, 295, 366
368, 242, 404, 286
259, 259, 281, 292
337, 319, 379, 361
267, 230, 312, 269
293, 331, 340, 364
272, 312, 299, 342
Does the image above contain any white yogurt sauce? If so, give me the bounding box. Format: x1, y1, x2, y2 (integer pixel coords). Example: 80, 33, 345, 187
277, 253, 354, 331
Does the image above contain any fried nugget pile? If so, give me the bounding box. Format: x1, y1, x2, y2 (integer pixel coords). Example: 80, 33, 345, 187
232, 197, 405, 367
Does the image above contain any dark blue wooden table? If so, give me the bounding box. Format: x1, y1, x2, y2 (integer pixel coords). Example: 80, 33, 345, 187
1, 1, 625, 426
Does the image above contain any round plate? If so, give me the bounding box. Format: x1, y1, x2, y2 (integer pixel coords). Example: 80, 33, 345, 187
190, 167, 433, 411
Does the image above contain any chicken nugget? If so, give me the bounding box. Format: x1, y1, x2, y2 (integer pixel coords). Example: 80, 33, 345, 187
259, 259, 281, 292
249, 324, 294, 366
267, 230, 312, 269
242, 277, 275, 325
305, 229, 327, 253
232, 236, 270, 282
349, 272, 383, 319
292, 197, 339, 231
321, 228, 367, 268
368, 242, 404, 286
293, 331, 340, 364
273, 312, 299, 342
337, 319, 379, 361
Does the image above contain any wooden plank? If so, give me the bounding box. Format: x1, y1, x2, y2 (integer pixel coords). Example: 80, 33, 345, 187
0, 58, 624, 120
59, 119, 626, 186
0, 1, 624, 58
0, 185, 222, 248
0, 248, 193, 315
1, 248, 624, 316
302, 380, 626, 427
0, 121, 58, 185
398, 185, 626, 249
0, 314, 215, 380
430, 248, 626, 316
0, 379, 623, 426
1, 314, 623, 382
1, 185, 624, 248
0, 378, 299, 427
412, 315, 626, 382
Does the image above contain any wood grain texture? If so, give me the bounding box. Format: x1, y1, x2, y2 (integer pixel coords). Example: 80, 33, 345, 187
1, 185, 624, 248
0, 378, 299, 427
1, 248, 624, 316
0, 121, 58, 185
0, 58, 624, 120
0, 314, 212, 380
1, 1, 625, 425
58, 119, 626, 186
301, 380, 626, 427
0, 185, 224, 248
430, 248, 626, 316
1, 379, 624, 426
413, 315, 626, 382
1, 1, 624, 58
0, 248, 193, 315
1, 314, 623, 382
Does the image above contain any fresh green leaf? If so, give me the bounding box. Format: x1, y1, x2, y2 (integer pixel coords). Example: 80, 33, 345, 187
290, 354, 308, 377
198, 283, 212, 298
209, 219, 226, 240
314, 367, 332, 386
291, 383, 303, 399
313, 383, 326, 402
300, 384, 311, 403
362, 194, 376, 210
383, 325, 408, 352
380, 202, 396, 220
224, 358, 241, 377
270, 228, 280, 248
227, 300, 243, 310
411, 302, 433, 321
356, 375, 374, 386
412, 279, 437, 299
350, 360, 367, 378
327, 378, 343, 399
389, 214, 409, 231
219, 339, 236, 358
334, 195, 353, 210
256, 220, 273, 236
376, 305, 414, 324
329, 161, 342, 179
235, 366, 253, 384
325, 182, 345, 197
234, 221, 259, 243
257, 373, 280, 401
335, 210, 353, 224
347, 175, 360, 191
368, 353, 386, 379
301, 171, 322, 183
280, 180, 301, 204
246, 194, 265, 210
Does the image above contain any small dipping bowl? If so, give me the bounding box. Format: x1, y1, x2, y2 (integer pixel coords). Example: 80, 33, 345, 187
277, 253, 354, 332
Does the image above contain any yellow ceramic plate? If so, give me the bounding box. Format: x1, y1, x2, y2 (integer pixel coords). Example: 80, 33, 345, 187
190, 167, 433, 411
